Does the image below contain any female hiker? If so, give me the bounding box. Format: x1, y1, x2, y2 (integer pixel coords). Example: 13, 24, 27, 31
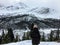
30, 23, 40, 45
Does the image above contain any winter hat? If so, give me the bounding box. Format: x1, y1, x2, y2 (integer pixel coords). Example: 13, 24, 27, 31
33, 24, 38, 28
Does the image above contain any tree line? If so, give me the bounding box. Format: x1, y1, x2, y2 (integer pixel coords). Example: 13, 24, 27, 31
0, 28, 60, 44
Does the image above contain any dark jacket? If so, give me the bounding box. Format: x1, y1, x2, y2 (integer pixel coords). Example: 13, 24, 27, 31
30, 28, 40, 44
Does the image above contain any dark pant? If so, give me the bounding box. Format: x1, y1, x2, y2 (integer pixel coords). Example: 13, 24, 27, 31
32, 39, 40, 45
32, 43, 38, 45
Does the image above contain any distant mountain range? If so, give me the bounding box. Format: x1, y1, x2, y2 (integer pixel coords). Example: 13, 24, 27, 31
0, 2, 60, 29
0, 2, 56, 17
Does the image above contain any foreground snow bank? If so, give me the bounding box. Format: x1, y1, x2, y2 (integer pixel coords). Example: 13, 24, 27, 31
3, 40, 60, 45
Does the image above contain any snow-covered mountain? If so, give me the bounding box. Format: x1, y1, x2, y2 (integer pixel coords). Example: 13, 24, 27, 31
0, 1, 60, 29
0, 2, 60, 29
0, 2, 28, 10
0, 1, 59, 19
0, 2, 28, 15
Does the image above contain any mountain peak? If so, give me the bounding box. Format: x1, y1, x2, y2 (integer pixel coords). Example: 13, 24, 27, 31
0, 2, 28, 10
13, 2, 28, 9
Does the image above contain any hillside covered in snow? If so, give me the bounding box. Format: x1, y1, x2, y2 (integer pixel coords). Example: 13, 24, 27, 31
3, 40, 60, 45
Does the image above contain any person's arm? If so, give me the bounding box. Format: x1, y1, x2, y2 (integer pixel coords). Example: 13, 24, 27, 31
30, 31, 34, 38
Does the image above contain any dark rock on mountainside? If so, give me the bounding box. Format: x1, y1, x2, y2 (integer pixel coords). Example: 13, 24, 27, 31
0, 14, 60, 29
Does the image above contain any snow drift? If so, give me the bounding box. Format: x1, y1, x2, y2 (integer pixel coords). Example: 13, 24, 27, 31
3, 40, 60, 45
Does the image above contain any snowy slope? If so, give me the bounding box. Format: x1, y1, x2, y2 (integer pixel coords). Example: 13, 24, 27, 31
3, 40, 60, 45
0, 2, 28, 15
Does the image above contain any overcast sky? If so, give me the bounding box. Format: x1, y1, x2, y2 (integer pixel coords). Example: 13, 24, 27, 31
0, 0, 59, 7
0, 0, 59, 6
0, 0, 51, 5
0, 0, 20, 6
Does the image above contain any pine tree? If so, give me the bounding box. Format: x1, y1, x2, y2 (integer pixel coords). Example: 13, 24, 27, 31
0, 36, 2, 44
42, 32, 45, 41
22, 32, 30, 40
1, 28, 14, 44
2, 30, 5, 40
56, 29, 59, 41
49, 30, 53, 41
56, 20, 60, 40
7, 28, 14, 42
22, 32, 26, 40
26, 31, 30, 40
14, 35, 18, 42
1, 30, 5, 44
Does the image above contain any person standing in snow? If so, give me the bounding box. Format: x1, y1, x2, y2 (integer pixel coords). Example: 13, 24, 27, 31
30, 23, 40, 45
